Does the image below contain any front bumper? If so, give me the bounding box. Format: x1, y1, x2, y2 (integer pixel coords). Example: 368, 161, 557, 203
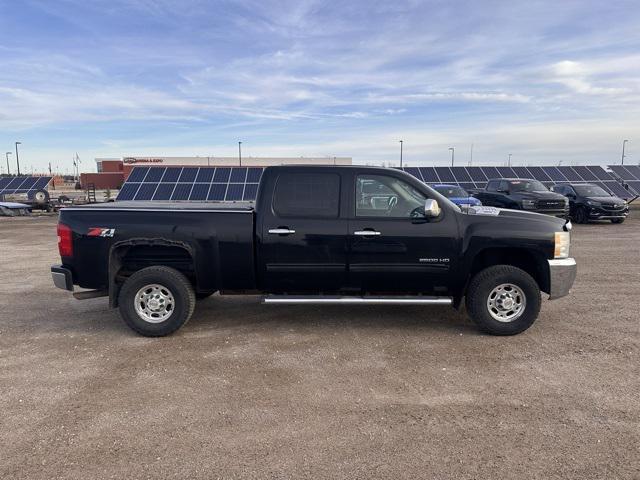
547, 258, 577, 300
587, 206, 629, 220
51, 265, 73, 291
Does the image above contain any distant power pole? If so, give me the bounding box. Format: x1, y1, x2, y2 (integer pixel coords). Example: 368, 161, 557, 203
469, 143, 474, 166
448, 147, 455, 167
15, 142, 21, 176
399, 140, 403, 168
621, 139, 629, 165
238, 141, 242, 167
508, 153, 512, 167
5, 152, 11, 175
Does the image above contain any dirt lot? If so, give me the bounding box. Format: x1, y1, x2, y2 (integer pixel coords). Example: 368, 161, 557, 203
1, 211, 639, 479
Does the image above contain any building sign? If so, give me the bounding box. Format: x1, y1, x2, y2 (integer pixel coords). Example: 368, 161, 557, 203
123, 157, 164, 164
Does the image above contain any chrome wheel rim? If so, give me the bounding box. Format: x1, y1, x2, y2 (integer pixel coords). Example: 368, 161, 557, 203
134, 284, 175, 323
487, 283, 526, 322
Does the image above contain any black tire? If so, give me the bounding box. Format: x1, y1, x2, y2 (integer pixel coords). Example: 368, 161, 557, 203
118, 266, 195, 337
611, 218, 625, 224
465, 265, 541, 335
196, 291, 215, 300
573, 206, 588, 224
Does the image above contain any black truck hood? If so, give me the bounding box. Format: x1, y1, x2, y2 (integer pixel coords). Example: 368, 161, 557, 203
463, 205, 566, 229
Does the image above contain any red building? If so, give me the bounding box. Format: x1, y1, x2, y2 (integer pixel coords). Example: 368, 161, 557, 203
80, 159, 124, 189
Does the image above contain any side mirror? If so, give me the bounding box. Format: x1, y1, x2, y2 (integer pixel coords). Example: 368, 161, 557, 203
424, 199, 441, 218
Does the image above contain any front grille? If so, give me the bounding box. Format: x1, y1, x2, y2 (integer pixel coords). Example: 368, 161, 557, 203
537, 200, 565, 209
602, 204, 625, 211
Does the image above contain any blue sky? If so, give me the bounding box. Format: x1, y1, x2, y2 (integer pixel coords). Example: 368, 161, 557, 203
0, 0, 639, 173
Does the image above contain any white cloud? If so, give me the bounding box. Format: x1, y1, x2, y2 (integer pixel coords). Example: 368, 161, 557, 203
548, 58, 636, 96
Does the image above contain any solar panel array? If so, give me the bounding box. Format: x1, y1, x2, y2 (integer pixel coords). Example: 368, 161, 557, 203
0, 176, 52, 196
401, 165, 638, 200
117, 165, 640, 202
607, 165, 640, 197
116, 167, 264, 202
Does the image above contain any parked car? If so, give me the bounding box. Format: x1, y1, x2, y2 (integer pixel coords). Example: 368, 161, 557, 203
51, 166, 576, 337
431, 184, 482, 207
551, 183, 629, 224
472, 178, 569, 217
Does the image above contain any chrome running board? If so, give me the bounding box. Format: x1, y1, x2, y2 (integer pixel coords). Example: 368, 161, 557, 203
263, 295, 452, 305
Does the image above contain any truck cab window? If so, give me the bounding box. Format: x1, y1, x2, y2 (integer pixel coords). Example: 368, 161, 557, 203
498, 180, 510, 192
273, 173, 340, 218
486, 180, 499, 192
356, 175, 426, 217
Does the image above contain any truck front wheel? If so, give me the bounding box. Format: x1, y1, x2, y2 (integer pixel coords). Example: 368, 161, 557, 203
118, 266, 196, 337
465, 265, 541, 335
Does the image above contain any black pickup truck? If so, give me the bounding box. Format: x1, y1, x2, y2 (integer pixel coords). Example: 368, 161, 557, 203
51, 166, 576, 337
472, 178, 569, 217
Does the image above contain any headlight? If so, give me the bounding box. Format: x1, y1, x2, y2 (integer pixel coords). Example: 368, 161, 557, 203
586, 200, 601, 207
521, 199, 536, 209
554, 231, 570, 258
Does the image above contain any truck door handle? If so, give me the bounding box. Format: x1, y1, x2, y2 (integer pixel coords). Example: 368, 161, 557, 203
353, 230, 381, 236
268, 228, 296, 235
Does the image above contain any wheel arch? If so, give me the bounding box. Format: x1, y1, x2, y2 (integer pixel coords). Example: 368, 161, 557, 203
463, 246, 550, 299
108, 238, 199, 308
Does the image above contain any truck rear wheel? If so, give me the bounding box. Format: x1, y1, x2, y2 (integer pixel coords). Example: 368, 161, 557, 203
118, 266, 195, 337
465, 265, 541, 335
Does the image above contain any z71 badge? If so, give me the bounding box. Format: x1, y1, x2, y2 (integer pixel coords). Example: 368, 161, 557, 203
87, 227, 115, 237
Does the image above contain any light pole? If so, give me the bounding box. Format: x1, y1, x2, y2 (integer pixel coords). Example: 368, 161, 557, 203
15, 142, 21, 176
5, 152, 11, 175
399, 140, 403, 168
448, 147, 454, 167
621, 139, 629, 165
238, 141, 242, 167
508, 153, 512, 167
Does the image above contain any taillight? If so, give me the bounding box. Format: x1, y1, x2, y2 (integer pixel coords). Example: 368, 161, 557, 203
57, 223, 73, 257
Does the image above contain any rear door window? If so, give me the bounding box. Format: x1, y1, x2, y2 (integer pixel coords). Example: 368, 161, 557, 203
272, 173, 340, 218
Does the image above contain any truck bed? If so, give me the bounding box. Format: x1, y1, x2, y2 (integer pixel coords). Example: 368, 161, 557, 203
58, 201, 257, 293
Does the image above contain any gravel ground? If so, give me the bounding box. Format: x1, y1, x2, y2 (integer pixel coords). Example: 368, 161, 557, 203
0, 211, 638, 479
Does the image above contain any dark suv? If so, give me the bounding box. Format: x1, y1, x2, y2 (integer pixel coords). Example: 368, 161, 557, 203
552, 183, 629, 224
473, 178, 569, 217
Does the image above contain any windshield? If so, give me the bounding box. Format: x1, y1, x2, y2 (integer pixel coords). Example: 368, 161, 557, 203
434, 185, 468, 198
573, 185, 609, 197
509, 180, 548, 192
